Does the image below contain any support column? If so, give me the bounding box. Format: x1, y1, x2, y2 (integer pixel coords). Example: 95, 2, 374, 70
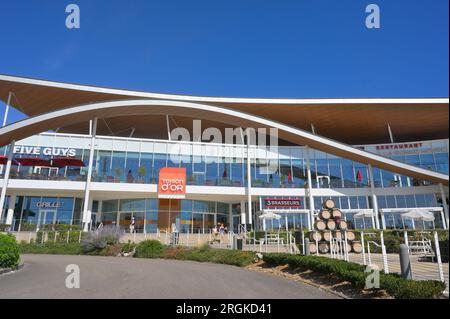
439, 183, 449, 229
228, 204, 233, 232
368, 164, 381, 229
305, 146, 315, 230
246, 143, 252, 226
387, 123, 395, 144
5, 194, 17, 226
2, 92, 12, 127
240, 200, 246, 225
0, 140, 15, 223
380, 211, 386, 230
82, 118, 98, 232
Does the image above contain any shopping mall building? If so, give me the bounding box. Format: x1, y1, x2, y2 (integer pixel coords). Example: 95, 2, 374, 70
0, 74, 448, 234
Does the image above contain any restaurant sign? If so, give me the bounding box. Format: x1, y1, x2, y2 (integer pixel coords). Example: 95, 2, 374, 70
36, 201, 63, 208
13, 146, 77, 157
264, 198, 302, 209
158, 168, 186, 199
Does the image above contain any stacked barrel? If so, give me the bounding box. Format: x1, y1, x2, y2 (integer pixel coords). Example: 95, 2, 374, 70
309, 199, 362, 254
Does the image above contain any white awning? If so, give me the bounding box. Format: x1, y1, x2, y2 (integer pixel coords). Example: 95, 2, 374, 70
401, 210, 435, 222
354, 211, 374, 218
258, 212, 282, 220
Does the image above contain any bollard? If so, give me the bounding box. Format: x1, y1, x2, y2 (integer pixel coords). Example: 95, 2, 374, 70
399, 244, 412, 280
304, 238, 310, 256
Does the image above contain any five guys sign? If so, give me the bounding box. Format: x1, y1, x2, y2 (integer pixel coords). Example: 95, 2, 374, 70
264, 198, 302, 209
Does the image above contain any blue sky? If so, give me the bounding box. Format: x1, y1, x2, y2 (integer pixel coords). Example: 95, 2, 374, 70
0, 0, 448, 123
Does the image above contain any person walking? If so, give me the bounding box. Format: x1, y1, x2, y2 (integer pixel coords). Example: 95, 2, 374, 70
129, 216, 136, 234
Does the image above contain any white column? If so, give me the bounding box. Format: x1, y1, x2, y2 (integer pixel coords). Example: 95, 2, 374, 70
97, 200, 103, 226
368, 164, 381, 229
305, 146, 315, 230
228, 204, 233, 232
0, 140, 15, 223
439, 183, 449, 229
246, 143, 252, 226
240, 200, 246, 225
82, 118, 98, 232
5, 194, 17, 226
2, 92, 12, 127
380, 211, 386, 230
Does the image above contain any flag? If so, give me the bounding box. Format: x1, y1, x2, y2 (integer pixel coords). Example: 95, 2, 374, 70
356, 169, 363, 182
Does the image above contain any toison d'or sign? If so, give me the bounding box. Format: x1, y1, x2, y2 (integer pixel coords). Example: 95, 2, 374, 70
158, 168, 187, 199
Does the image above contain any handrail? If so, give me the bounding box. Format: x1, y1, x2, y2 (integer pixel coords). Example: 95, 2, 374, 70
287, 231, 299, 254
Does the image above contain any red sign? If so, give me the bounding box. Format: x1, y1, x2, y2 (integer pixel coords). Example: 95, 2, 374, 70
158, 168, 186, 199
264, 198, 302, 209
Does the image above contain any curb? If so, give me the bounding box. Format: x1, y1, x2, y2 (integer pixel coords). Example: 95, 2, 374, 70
0, 260, 24, 276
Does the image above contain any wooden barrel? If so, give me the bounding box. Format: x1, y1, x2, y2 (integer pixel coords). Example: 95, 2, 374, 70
327, 220, 336, 230
339, 220, 348, 230
318, 242, 330, 254
323, 231, 332, 242
314, 220, 326, 231
309, 231, 322, 242
319, 209, 331, 220
323, 199, 335, 209
309, 242, 318, 254
331, 241, 351, 254
352, 242, 363, 254
345, 243, 352, 253
331, 209, 342, 218
346, 231, 356, 241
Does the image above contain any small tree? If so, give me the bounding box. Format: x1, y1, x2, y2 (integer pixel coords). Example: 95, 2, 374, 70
115, 167, 123, 181
138, 166, 146, 180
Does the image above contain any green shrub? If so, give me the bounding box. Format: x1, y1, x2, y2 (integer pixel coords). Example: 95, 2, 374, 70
122, 241, 137, 254
18, 223, 38, 231
0, 233, 20, 268
97, 243, 124, 256
81, 226, 121, 254
0, 224, 12, 232
380, 275, 446, 299
19, 242, 82, 255
135, 240, 164, 258
262, 253, 445, 298
160, 244, 255, 266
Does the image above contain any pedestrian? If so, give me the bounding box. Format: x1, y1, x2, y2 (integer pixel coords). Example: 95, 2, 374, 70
129, 216, 136, 234
127, 169, 134, 183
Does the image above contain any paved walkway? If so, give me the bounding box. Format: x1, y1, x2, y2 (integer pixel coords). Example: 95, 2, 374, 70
0, 255, 338, 299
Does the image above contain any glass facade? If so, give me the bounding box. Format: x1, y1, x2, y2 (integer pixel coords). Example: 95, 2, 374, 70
2, 134, 447, 190
1, 133, 448, 231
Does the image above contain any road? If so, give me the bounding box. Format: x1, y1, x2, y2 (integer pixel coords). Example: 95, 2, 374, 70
0, 254, 337, 299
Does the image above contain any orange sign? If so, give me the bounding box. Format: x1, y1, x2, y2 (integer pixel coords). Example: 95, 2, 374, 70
158, 168, 186, 199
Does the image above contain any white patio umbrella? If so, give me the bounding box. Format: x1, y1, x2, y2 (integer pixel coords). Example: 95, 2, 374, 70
354, 211, 374, 229
258, 212, 281, 231
401, 209, 435, 230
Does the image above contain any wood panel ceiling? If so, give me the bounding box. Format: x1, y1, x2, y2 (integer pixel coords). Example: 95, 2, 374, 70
1, 76, 448, 145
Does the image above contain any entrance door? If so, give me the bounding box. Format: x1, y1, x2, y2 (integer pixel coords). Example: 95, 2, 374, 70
37, 209, 57, 230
